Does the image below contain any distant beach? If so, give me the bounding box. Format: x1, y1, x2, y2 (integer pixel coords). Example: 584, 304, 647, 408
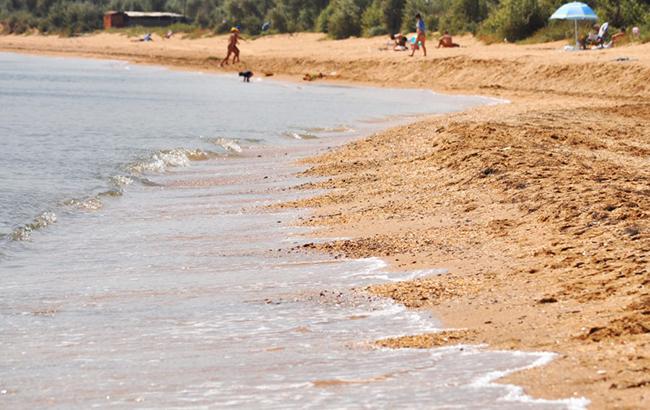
1, 32, 648, 409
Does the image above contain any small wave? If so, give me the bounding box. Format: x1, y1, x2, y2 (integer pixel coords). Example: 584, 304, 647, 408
211, 137, 243, 153
63, 197, 103, 211
304, 126, 354, 134
126, 148, 213, 175
110, 175, 134, 187
282, 131, 318, 140
11, 211, 57, 241
470, 350, 590, 409
98, 189, 123, 197
137, 177, 164, 187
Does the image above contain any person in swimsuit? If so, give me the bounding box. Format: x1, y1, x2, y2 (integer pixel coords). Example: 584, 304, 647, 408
437, 31, 460, 48
610, 27, 626, 46
410, 13, 427, 57
390, 33, 408, 51
220, 27, 241, 67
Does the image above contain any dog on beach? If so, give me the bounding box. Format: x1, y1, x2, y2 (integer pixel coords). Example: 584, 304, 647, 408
239, 71, 253, 82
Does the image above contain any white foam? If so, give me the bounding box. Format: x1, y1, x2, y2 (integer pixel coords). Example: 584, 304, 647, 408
110, 175, 134, 187
11, 211, 57, 241
212, 137, 243, 153
336, 254, 586, 408
470, 350, 590, 409
384, 268, 448, 282
127, 148, 210, 175
254, 382, 311, 391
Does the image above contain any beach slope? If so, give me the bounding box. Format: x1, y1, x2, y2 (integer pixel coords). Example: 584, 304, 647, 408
2, 32, 648, 409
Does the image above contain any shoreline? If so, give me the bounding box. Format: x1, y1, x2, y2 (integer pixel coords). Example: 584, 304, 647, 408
1, 32, 649, 99
2, 33, 648, 409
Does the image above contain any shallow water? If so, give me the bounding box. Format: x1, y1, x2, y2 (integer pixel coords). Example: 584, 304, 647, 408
0, 53, 586, 409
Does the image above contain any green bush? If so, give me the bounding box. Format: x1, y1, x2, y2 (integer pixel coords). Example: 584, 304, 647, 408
3, 11, 36, 34
65, 2, 103, 33
209, 8, 230, 33
381, 0, 406, 33
597, 0, 649, 28
361, 0, 386, 36
266, 6, 289, 33
315, 2, 332, 32
327, 0, 361, 39
366, 25, 388, 36
440, 0, 490, 34
218, 0, 265, 35
479, 0, 545, 42
401, 0, 445, 33
518, 19, 578, 43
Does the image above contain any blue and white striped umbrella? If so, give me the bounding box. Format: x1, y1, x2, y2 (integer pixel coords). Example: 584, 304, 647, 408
550, 2, 599, 48
550, 2, 598, 21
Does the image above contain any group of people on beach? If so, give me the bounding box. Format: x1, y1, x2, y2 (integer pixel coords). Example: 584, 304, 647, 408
219, 13, 460, 70
390, 14, 460, 57
217, 11, 641, 71
578, 23, 637, 49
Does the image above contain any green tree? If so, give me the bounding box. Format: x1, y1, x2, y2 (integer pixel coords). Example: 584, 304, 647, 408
315, 2, 332, 32
361, 0, 386, 35
401, 0, 445, 33
266, 4, 288, 32
327, 0, 361, 38
381, 0, 405, 33
597, 0, 649, 27
479, 0, 545, 41
441, 0, 490, 32
268, 0, 328, 32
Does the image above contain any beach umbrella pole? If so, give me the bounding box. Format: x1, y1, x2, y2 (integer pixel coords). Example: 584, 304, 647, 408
575, 19, 578, 47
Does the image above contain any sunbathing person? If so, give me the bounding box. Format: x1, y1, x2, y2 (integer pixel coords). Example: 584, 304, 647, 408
610, 27, 626, 46
579, 25, 602, 49
437, 31, 460, 48
132, 33, 153, 42
390, 33, 408, 51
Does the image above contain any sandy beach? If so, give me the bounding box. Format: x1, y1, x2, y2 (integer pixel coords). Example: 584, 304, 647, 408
1, 32, 648, 409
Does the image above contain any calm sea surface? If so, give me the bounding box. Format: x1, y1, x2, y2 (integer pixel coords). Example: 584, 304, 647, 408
0, 53, 586, 409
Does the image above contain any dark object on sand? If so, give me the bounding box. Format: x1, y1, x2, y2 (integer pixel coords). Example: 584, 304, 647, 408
303, 73, 325, 82
239, 71, 253, 82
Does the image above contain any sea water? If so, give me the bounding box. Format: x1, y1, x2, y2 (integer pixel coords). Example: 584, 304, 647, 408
0, 53, 586, 409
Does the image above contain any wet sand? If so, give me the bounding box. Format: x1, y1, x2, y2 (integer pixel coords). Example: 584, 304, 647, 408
294, 97, 649, 409
2, 32, 648, 409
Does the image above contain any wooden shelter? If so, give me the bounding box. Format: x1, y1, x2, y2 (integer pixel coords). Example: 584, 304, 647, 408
103, 11, 127, 29
103, 11, 186, 29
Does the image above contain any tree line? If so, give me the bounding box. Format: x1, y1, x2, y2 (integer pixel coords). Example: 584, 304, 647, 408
1, 0, 648, 42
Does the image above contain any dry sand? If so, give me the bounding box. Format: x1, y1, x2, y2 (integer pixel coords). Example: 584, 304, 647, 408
1, 32, 648, 409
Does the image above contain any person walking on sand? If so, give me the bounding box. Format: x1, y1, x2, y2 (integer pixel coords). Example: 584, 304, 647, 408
410, 13, 427, 57
220, 27, 241, 67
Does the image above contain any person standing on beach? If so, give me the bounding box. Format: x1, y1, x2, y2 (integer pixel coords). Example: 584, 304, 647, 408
410, 13, 427, 57
220, 27, 241, 67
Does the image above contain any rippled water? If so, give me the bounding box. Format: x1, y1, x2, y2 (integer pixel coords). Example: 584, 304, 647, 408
0, 53, 586, 409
